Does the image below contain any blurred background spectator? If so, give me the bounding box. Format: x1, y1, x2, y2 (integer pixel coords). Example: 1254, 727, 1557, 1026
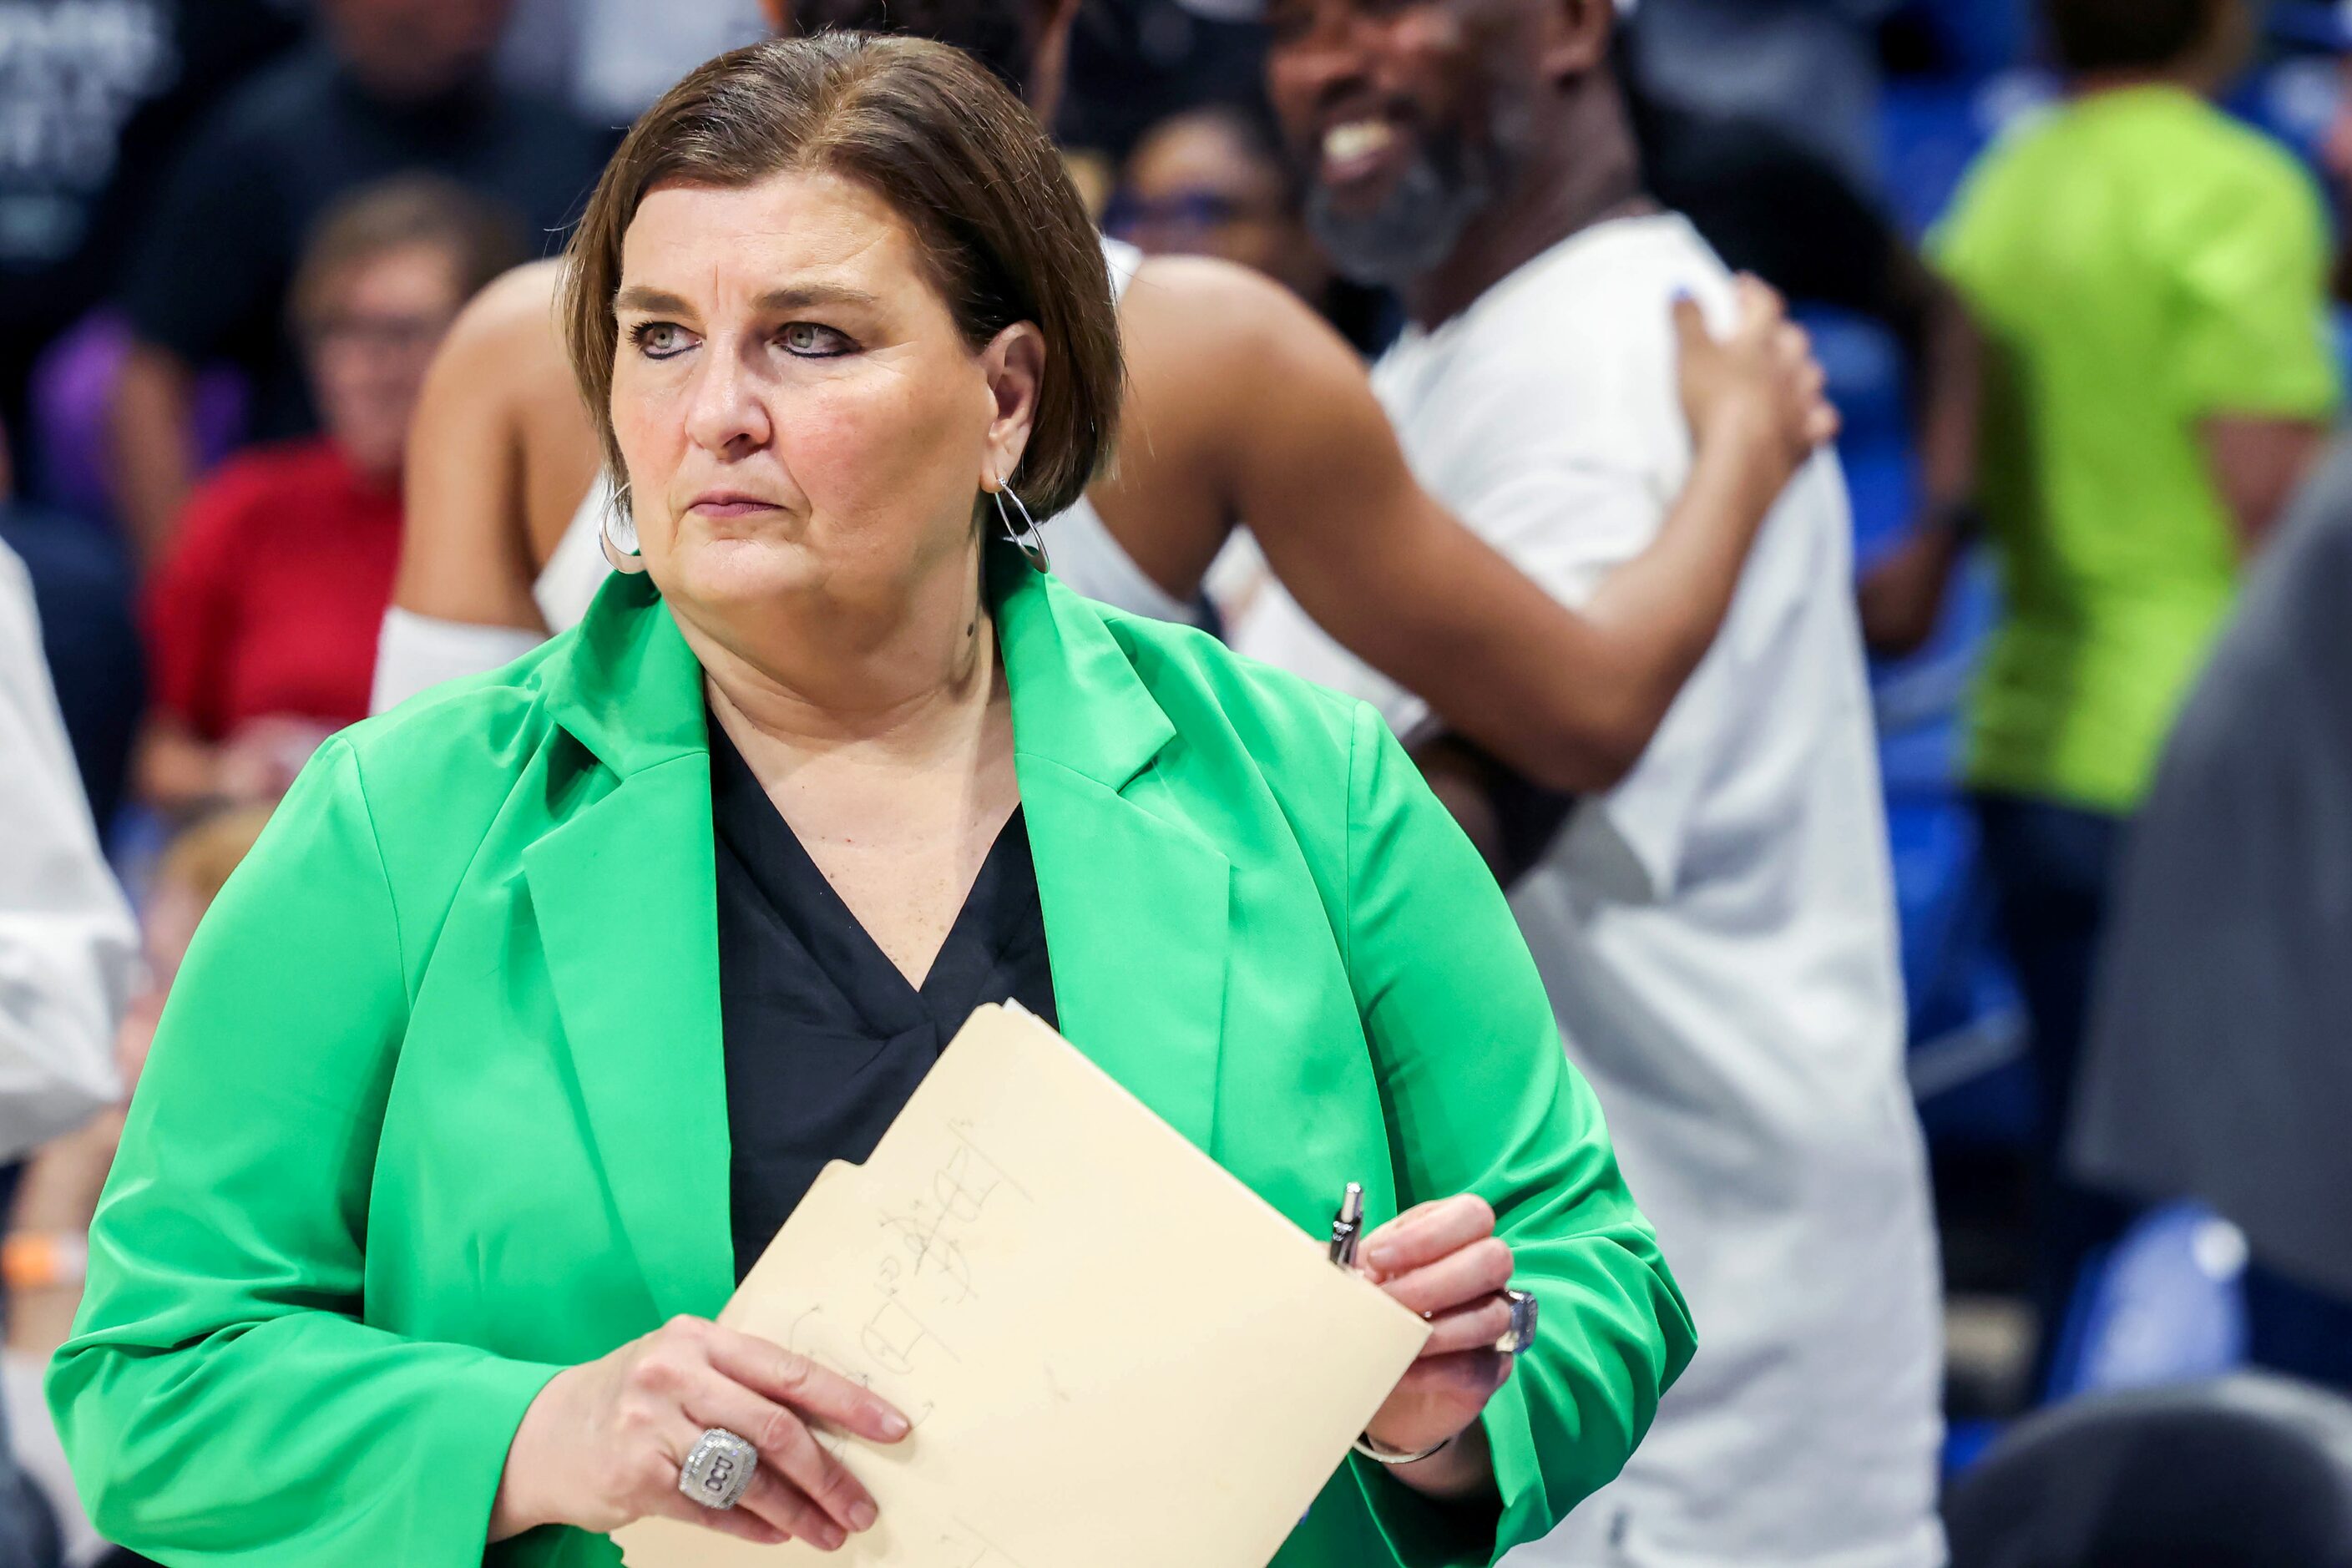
0, 534, 133, 1568
1109, 99, 1393, 351
2071, 434, 2352, 1399
0, 438, 140, 833
2, 802, 267, 1567
136, 175, 517, 817
2054, 3, 2352, 1409
1864, 0, 2340, 1384
0, 0, 306, 500
1113, 103, 1310, 286
104, 0, 608, 557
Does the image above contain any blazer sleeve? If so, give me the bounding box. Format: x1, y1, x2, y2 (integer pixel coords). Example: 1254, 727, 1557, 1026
1338, 701, 1696, 1565
47, 736, 565, 1563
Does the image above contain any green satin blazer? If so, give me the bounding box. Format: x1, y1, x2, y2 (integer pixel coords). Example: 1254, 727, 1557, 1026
52, 556, 1692, 1567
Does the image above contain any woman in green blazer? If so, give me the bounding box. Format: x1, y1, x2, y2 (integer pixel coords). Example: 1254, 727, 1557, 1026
53, 35, 1691, 1567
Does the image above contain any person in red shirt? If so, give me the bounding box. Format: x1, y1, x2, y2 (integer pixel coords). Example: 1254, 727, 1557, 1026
139, 175, 522, 812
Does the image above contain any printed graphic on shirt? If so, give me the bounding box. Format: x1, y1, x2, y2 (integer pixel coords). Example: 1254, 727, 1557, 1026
0, 0, 175, 266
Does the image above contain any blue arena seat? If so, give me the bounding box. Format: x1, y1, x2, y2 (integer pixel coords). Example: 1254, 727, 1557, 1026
1898, 0, 2031, 81
2045, 1203, 2250, 1405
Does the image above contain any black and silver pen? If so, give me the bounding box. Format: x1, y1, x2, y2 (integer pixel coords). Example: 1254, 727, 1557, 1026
1328, 1181, 1365, 1268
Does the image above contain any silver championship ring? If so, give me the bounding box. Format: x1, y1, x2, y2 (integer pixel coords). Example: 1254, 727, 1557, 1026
679, 1427, 758, 1510
1496, 1288, 1538, 1356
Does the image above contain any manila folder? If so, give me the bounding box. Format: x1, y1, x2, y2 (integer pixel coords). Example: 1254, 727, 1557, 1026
615, 1001, 1428, 1567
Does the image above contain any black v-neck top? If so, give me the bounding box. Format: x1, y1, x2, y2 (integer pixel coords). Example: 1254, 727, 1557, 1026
709, 716, 1058, 1282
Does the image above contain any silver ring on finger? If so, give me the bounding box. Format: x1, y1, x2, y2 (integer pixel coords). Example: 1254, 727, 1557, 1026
1495, 1287, 1538, 1356
679, 1426, 759, 1510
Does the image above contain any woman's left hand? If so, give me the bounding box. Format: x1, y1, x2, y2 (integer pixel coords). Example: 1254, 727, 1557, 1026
1358, 1195, 1519, 1459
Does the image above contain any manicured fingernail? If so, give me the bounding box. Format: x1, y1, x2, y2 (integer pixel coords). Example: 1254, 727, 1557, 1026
850, 1500, 878, 1531
1363, 1242, 1392, 1270
878, 1409, 911, 1439
817, 1524, 845, 1550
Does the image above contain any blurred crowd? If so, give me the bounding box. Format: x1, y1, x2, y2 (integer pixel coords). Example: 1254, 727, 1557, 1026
7, 0, 2352, 1561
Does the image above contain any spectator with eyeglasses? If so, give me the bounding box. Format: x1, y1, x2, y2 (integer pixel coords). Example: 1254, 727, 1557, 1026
135, 177, 521, 816
1110, 101, 1396, 356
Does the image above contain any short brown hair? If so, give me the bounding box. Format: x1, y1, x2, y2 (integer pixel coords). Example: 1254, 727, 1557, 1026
562, 33, 1122, 520
291, 175, 526, 331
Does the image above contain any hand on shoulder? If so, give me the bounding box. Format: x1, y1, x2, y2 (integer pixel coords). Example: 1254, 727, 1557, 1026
1673, 274, 1839, 502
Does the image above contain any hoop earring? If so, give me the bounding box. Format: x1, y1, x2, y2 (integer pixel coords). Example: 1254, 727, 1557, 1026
992, 474, 1050, 573
602, 481, 646, 574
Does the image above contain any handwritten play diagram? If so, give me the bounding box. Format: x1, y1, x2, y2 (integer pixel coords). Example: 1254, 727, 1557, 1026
615, 1003, 1428, 1567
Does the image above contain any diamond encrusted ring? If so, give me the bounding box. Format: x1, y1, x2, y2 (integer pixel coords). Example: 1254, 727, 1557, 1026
678, 1427, 758, 1510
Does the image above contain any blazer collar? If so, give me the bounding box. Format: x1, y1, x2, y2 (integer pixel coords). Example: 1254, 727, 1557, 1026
526, 553, 1228, 1324
535, 570, 706, 779
538, 548, 1177, 791
989, 544, 1176, 792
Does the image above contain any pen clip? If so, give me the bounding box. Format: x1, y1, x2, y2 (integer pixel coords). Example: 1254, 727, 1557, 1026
1328, 1181, 1365, 1269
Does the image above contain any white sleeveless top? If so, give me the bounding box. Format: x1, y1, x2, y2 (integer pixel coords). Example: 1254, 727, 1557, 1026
1037, 238, 1200, 625
529, 236, 1201, 635
534, 470, 619, 634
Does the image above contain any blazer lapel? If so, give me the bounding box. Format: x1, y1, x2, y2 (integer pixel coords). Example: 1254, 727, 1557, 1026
524, 575, 736, 1323
513, 561, 1233, 1324
997, 556, 1233, 1157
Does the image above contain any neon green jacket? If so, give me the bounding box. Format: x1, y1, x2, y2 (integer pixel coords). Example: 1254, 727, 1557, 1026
52, 554, 1691, 1565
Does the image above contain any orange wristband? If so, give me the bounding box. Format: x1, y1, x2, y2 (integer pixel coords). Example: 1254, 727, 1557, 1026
3, 1232, 89, 1291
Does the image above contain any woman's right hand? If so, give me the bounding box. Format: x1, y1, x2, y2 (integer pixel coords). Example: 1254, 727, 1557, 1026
490, 1315, 910, 1550
1674, 274, 1839, 504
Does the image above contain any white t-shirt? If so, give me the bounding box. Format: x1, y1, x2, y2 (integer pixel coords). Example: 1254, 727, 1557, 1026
1232, 215, 1943, 1568
0, 543, 130, 1163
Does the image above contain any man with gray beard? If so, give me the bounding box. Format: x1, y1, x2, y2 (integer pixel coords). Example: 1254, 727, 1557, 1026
1237, 1, 1945, 1563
